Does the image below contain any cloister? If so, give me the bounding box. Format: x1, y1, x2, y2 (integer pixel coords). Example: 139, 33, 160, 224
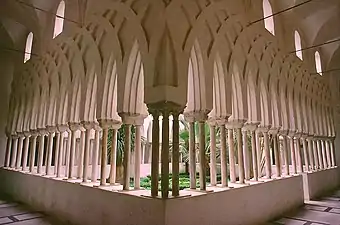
0, 0, 340, 224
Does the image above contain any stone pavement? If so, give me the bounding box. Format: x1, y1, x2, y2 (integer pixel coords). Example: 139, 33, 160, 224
0, 199, 64, 225
270, 189, 340, 225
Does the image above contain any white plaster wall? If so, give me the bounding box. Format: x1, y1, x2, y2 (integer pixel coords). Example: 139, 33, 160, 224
165, 176, 304, 225
302, 167, 340, 200
0, 169, 165, 225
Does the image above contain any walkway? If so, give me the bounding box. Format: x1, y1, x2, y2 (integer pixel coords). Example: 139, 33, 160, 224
0, 198, 63, 225
270, 189, 340, 225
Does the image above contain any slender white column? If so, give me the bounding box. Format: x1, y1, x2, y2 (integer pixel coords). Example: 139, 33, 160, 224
91, 128, 100, 182
172, 112, 180, 197
134, 125, 142, 190
236, 127, 245, 183
57, 129, 67, 177
316, 140, 323, 169
64, 130, 71, 177
320, 140, 327, 169
289, 136, 297, 174
255, 131, 262, 178
151, 112, 160, 197
53, 132, 61, 175
198, 121, 206, 191
22, 134, 31, 171
161, 111, 170, 197
29, 134, 37, 173
330, 139, 335, 167
37, 133, 45, 174
100, 126, 108, 186
263, 130, 271, 179
188, 121, 196, 189
302, 137, 309, 172
123, 124, 132, 191
295, 137, 303, 173
46, 129, 54, 175
251, 130, 258, 181
220, 124, 228, 186
68, 126, 77, 179
209, 123, 217, 186
109, 128, 118, 184
16, 136, 24, 169
313, 139, 319, 170
243, 129, 250, 181
307, 138, 314, 171
272, 132, 281, 177
77, 129, 85, 179
10, 137, 19, 168
325, 140, 331, 169
282, 135, 290, 176
228, 128, 236, 183
82, 123, 92, 182
4, 136, 12, 167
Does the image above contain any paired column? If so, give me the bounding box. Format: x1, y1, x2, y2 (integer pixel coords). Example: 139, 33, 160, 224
228, 128, 236, 183
289, 135, 297, 174
46, 127, 55, 175
99, 122, 109, 186
188, 120, 196, 189
4, 135, 12, 167
209, 121, 217, 186
150, 112, 160, 197
123, 124, 132, 190
295, 135, 303, 173
134, 124, 142, 190
92, 126, 101, 182
301, 136, 309, 172
57, 125, 68, 178
82, 122, 94, 182
77, 129, 85, 179
68, 123, 80, 179
280, 132, 290, 176
37, 129, 47, 174
261, 129, 271, 179
15, 135, 24, 169
218, 122, 228, 187
109, 124, 120, 185
313, 139, 319, 170
10, 136, 19, 168
236, 125, 245, 183
307, 137, 315, 171
250, 128, 259, 181
22, 132, 31, 171
271, 130, 281, 177
242, 129, 251, 181
330, 138, 336, 167
172, 112, 180, 196
29, 132, 38, 173
316, 139, 323, 169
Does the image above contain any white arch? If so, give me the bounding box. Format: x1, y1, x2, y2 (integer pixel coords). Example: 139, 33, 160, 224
24, 32, 33, 63
263, 0, 275, 35
315, 51, 322, 75
294, 31, 303, 60
53, 0, 65, 38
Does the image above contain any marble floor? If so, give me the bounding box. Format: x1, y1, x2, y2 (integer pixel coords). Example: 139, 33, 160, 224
270, 189, 340, 225
0, 199, 64, 225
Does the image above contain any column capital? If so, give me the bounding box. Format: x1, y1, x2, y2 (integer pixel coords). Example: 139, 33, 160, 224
97, 119, 122, 129
29, 130, 39, 137
257, 126, 271, 133
23, 131, 31, 137
46, 126, 57, 133
16, 132, 24, 138
118, 113, 146, 126
37, 128, 48, 135
184, 110, 209, 123
269, 128, 280, 135
56, 124, 69, 133
80, 121, 97, 130
243, 122, 260, 131
226, 119, 246, 129
68, 122, 82, 131
11, 134, 19, 139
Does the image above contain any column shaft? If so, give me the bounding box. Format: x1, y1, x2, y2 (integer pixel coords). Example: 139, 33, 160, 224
77, 130, 85, 178
82, 128, 91, 182
64, 131, 71, 177
273, 134, 281, 177
321, 140, 327, 168
243, 130, 250, 181
109, 129, 118, 184
198, 121, 206, 191
308, 139, 314, 170
313, 140, 319, 169
290, 137, 297, 174
220, 125, 228, 187
296, 138, 303, 173
16, 137, 24, 169
100, 128, 108, 186
46, 132, 54, 175
228, 129, 236, 183
68, 130, 76, 178
251, 131, 258, 181
151, 115, 160, 197
317, 140, 323, 169
29, 136, 37, 173
255, 131, 262, 178
302, 138, 309, 172
330, 140, 335, 167
189, 122, 196, 189
282, 135, 290, 176
134, 125, 142, 190
161, 114, 170, 197
237, 128, 245, 183
325, 140, 331, 169
91, 129, 100, 182
53, 132, 61, 175
263, 132, 271, 179
22, 136, 30, 171
172, 114, 180, 196
4, 137, 12, 167
57, 132, 65, 177
37, 135, 45, 174
123, 124, 132, 190
10, 138, 19, 168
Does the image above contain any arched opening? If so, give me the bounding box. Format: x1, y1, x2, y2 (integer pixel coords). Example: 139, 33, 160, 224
24, 32, 33, 63
263, 0, 275, 35
53, 1, 65, 38
315, 51, 322, 75
294, 31, 303, 60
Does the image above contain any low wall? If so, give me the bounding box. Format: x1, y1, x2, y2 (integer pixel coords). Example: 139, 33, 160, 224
165, 176, 304, 225
0, 169, 305, 225
0, 169, 164, 225
302, 167, 340, 200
